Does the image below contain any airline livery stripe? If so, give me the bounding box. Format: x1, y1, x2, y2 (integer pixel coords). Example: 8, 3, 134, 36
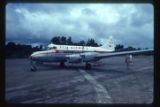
54, 50, 110, 53
32, 50, 111, 56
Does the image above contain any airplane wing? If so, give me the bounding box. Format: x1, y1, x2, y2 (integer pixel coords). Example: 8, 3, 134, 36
96, 49, 153, 59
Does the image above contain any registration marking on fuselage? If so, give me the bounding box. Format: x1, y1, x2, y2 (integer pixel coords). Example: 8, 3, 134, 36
79, 69, 112, 103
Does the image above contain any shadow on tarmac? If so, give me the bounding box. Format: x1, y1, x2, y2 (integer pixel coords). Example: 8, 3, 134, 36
29, 63, 134, 74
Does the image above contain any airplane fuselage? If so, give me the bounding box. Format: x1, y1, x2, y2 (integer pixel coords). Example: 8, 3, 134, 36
29, 41, 153, 71
30, 44, 113, 63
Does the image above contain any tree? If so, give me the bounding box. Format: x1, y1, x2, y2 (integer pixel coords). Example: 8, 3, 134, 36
67, 36, 73, 45
50, 36, 100, 46
137, 48, 141, 50
6, 42, 41, 58
6, 42, 16, 49
77, 40, 86, 46
86, 38, 99, 47
39, 45, 43, 50
127, 46, 136, 51
61, 36, 67, 45
115, 44, 124, 51
51, 36, 61, 44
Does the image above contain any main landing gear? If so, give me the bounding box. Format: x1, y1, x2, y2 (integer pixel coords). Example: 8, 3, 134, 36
60, 62, 65, 67
85, 62, 91, 70
30, 60, 37, 72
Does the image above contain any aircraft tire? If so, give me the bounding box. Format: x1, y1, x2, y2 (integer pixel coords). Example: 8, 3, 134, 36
60, 62, 65, 67
31, 66, 37, 72
85, 63, 91, 70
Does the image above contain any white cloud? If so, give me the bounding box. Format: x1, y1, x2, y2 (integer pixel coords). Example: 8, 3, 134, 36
6, 3, 153, 48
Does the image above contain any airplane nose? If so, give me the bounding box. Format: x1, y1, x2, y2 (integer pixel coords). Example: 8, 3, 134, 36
29, 52, 41, 61
30, 52, 36, 59
29, 51, 45, 61
29, 54, 33, 60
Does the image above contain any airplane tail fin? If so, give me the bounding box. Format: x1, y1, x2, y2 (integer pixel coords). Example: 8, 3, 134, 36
101, 36, 115, 51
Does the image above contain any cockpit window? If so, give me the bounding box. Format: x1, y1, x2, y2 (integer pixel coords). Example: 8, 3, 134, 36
53, 46, 57, 49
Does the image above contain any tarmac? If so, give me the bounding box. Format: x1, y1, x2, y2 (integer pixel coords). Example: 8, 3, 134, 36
5, 56, 153, 104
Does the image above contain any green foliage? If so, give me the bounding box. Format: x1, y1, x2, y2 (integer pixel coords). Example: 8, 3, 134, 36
115, 44, 124, 51
50, 36, 99, 46
6, 42, 41, 58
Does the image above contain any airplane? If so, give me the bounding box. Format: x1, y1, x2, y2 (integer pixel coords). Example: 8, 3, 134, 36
29, 36, 153, 71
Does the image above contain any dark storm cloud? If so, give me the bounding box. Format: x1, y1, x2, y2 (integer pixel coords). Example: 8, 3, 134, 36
130, 4, 153, 27
6, 3, 153, 48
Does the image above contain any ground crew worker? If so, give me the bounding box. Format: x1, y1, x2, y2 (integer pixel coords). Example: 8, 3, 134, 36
125, 55, 133, 69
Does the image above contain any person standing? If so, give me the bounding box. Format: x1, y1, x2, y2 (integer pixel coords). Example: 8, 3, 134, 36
125, 55, 133, 69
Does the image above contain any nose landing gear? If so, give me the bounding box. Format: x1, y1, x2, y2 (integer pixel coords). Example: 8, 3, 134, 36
85, 62, 91, 70
31, 65, 37, 72
30, 60, 37, 72
60, 62, 65, 67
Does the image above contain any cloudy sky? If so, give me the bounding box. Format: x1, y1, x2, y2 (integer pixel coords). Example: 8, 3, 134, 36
6, 3, 153, 48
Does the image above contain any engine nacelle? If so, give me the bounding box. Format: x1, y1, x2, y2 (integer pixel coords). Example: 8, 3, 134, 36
80, 52, 99, 62
68, 54, 82, 63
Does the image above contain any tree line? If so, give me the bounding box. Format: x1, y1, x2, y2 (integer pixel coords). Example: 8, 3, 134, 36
50, 36, 101, 47
6, 42, 42, 58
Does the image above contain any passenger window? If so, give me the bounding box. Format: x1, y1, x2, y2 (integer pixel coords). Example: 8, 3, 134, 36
53, 46, 57, 49
48, 47, 52, 50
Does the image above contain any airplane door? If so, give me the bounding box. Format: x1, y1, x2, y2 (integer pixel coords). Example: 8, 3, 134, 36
82, 46, 84, 53
66, 46, 68, 54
